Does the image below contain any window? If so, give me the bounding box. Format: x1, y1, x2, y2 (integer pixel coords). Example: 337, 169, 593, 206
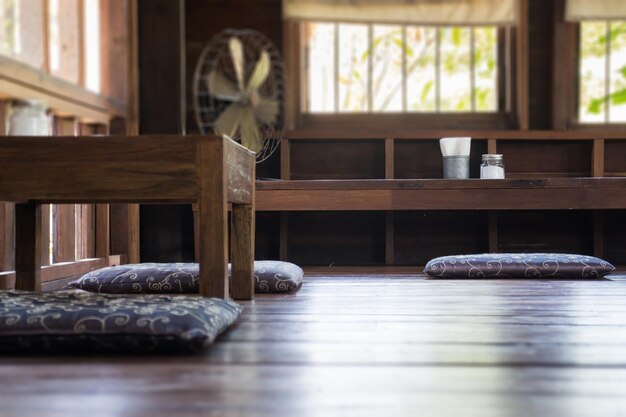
305, 22, 498, 114
579, 21, 626, 123
0, 0, 101, 93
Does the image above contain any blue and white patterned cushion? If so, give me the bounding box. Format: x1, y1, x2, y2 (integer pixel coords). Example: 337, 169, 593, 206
424, 253, 615, 279
0, 290, 241, 352
67, 261, 304, 294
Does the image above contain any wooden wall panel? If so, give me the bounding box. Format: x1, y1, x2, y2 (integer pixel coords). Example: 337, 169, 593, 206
498, 140, 592, 177
255, 212, 280, 261
498, 211, 593, 255
604, 210, 626, 265
288, 211, 386, 265
290, 140, 385, 180
604, 140, 626, 177
394, 211, 488, 266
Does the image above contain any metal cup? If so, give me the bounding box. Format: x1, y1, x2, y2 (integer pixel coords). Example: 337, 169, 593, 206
443, 156, 470, 179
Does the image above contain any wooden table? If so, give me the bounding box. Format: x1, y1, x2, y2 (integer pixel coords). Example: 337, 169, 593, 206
0, 135, 256, 300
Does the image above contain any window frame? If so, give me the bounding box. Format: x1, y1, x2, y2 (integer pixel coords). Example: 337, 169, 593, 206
553, 0, 626, 129
284, 21, 523, 131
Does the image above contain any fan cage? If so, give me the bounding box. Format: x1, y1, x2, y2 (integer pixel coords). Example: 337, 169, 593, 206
193, 28, 285, 163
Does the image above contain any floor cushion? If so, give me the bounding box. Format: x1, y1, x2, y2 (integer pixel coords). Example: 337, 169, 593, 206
67, 261, 304, 294
424, 253, 615, 279
0, 290, 241, 353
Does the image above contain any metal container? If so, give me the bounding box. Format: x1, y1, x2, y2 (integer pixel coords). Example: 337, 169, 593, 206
443, 156, 470, 179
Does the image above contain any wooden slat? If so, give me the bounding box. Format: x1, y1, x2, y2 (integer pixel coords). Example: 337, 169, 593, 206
53, 0, 81, 84
0, 101, 14, 271
14, 201, 41, 291
385, 137, 394, 180
488, 211, 498, 253
100, 0, 130, 104
0, 255, 123, 290
516, 0, 529, 129
487, 138, 497, 154
53, 117, 77, 263
230, 203, 255, 300
592, 138, 605, 177
385, 212, 394, 265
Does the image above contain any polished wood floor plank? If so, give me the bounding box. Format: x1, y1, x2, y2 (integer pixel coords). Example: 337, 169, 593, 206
3, 274, 626, 417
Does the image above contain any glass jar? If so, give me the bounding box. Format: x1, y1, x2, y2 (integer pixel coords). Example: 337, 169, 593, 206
480, 154, 505, 179
8, 99, 50, 136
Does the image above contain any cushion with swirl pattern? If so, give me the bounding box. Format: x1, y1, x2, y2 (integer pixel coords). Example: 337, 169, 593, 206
424, 253, 615, 279
0, 290, 241, 353
67, 261, 304, 294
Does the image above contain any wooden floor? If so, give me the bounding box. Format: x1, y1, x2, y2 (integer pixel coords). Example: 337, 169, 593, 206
3, 274, 626, 416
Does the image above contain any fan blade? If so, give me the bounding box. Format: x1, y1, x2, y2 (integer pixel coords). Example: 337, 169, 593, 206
240, 107, 262, 153
229, 37, 245, 92
214, 103, 244, 138
246, 51, 270, 94
207, 71, 241, 101
254, 97, 279, 125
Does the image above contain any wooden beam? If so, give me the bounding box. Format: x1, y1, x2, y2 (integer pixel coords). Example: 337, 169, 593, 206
516, 0, 529, 129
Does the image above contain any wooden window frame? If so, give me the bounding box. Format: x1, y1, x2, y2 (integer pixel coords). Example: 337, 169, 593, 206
284, 16, 527, 131
552, 0, 626, 130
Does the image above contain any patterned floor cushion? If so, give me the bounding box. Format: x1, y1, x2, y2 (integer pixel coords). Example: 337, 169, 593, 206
67, 261, 304, 294
0, 290, 241, 353
424, 253, 615, 279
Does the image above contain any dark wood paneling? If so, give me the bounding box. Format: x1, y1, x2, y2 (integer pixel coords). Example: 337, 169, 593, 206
290, 140, 385, 180
288, 211, 386, 265
255, 212, 280, 260
394, 211, 488, 265
498, 140, 592, 177
605, 140, 626, 176
498, 210, 593, 254
604, 210, 626, 264
395, 140, 487, 179
528, 0, 554, 129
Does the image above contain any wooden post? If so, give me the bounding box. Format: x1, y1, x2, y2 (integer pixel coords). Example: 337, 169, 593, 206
385, 137, 394, 265
516, 0, 529, 129
15, 202, 42, 291
197, 139, 228, 299
231, 203, 255, 300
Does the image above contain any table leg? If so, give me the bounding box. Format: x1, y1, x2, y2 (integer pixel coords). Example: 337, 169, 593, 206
15, 201, 42, 291
231, 203, 255, 300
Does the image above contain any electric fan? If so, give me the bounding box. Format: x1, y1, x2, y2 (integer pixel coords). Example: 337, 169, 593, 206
193, 28, 285, 162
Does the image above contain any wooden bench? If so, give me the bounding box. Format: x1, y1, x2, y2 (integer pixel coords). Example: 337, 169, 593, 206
0, 135, 256, 300
257, 178, 626, 211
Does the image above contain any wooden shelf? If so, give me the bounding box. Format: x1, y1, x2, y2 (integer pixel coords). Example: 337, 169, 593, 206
253, 130, 626, 267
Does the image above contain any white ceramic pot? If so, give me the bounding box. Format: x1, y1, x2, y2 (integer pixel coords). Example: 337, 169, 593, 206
8, 99, 50, 136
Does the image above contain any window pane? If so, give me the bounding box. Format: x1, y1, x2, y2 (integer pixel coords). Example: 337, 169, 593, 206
439, 27, 471, 112
579, 22, 608, 123
338, 23, 368, 112
473, 27, 497, 112
0, 0, 18, 56
372, 25, 402, 112
0, 0, 45, 68
609, 21, 626, 122
84, 0, 100, 92
307, 22, 335, 112
406, 26, 436, 112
